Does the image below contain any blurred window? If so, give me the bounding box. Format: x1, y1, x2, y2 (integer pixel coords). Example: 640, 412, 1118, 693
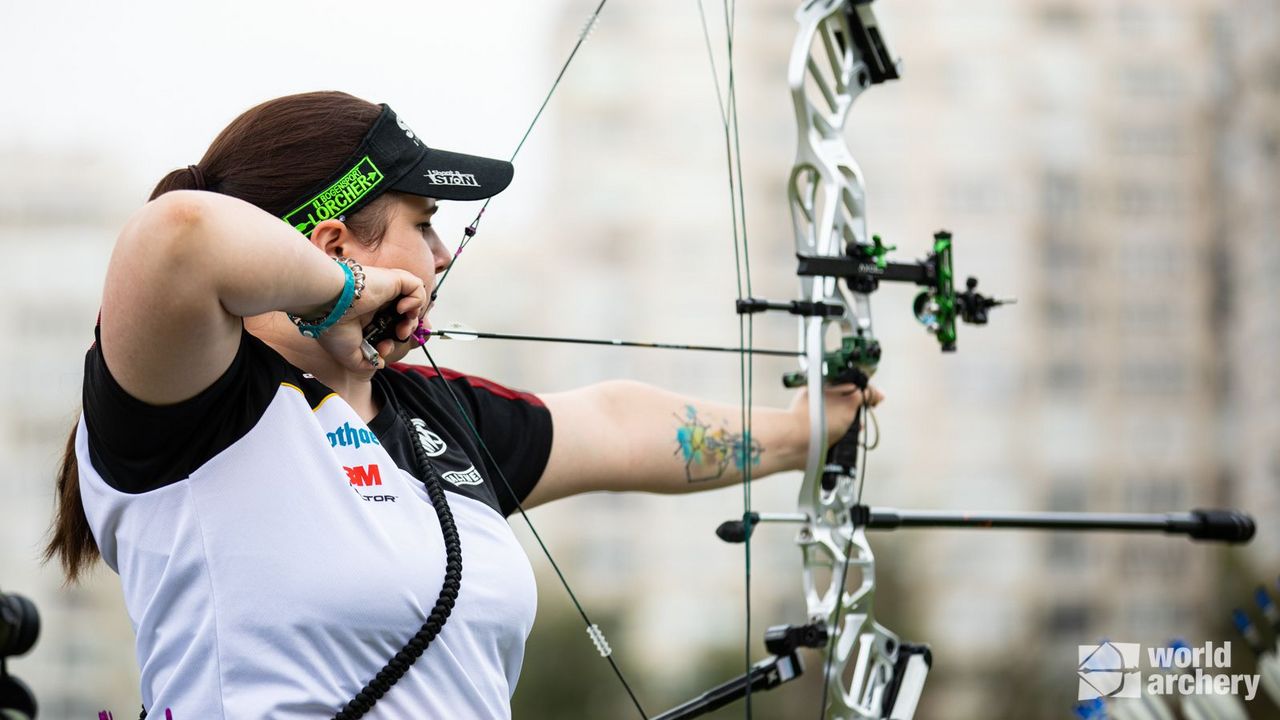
1045, 602, 1093, 637
1118, 358, 1188, 396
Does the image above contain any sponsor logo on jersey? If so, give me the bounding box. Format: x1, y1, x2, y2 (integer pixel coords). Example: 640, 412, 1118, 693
358, 494, 397, 503
344, 465, 397, 503
441, 466, 484, 488
409, 418, 447, 457
345, 464, 382, 487
328, 421, 381, 450
348, 485, 398, 503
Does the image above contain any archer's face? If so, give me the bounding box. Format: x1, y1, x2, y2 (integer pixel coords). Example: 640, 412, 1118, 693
366, 194, 448, 286
349, 194, 449, 362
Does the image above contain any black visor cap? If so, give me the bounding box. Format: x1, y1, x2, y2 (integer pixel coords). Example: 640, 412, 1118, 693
282, 104, 513, 235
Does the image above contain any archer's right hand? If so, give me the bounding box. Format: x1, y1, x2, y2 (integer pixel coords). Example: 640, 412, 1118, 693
315, 264, 428, 371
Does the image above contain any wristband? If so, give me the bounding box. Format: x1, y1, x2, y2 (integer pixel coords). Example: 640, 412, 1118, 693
289, 258, 365, 338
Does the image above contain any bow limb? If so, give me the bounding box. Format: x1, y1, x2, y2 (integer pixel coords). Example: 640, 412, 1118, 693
784, 2, 921, 717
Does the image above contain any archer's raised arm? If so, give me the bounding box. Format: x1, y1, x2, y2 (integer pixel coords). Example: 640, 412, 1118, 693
100, 191, 424, 405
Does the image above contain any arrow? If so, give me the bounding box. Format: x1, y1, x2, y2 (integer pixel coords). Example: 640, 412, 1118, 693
424, 322, 801, 358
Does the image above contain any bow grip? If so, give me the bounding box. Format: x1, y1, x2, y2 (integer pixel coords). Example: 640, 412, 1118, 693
825, 406, 863, 482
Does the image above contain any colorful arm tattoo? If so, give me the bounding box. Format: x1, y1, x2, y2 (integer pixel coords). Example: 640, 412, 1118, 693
673, 404, 763, 484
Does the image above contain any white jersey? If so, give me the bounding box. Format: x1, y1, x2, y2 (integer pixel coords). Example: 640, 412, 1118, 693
78, 327, 553, 718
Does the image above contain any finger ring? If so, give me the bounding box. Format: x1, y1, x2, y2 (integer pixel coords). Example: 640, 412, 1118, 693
360, 340, 380, 366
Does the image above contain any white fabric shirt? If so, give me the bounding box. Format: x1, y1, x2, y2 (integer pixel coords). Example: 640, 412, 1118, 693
79, 329, 552, 718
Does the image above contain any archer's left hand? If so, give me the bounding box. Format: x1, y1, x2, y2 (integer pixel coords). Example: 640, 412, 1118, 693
788, 383, 885, 449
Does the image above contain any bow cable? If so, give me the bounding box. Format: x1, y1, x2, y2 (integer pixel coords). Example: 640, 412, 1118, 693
696, 0, 758, 713
819, 392, 873, 719
419, 0, 778, 716
413, 345, 648, 717
431, 0, 609, 301
406, 2, 649, 716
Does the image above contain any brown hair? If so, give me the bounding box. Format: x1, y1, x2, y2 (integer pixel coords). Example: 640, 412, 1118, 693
45, 91, 394, 582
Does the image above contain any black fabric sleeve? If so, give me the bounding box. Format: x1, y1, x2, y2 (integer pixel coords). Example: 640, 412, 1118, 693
82, 325, 291, 493
395, 366, 553, 516
459, 376, 554, 517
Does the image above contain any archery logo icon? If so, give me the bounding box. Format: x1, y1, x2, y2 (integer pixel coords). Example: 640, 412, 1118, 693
1078, 642, 1143, 699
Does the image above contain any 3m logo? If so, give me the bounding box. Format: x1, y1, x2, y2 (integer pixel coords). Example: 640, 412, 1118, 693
345, 464, 383, 487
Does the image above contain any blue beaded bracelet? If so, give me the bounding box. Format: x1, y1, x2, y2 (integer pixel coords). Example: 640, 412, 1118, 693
289, 259, 360, 338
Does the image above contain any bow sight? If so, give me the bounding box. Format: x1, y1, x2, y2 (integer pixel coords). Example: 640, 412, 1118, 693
742, 230, 1013, 390
827, 231, 1014, 351
757, 231, 1011, 372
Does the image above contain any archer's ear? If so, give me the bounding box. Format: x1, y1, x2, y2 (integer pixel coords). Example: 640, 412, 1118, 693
309, 219, 351, 258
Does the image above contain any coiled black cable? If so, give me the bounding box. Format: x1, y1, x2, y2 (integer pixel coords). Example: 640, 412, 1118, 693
333, 374, 463, 719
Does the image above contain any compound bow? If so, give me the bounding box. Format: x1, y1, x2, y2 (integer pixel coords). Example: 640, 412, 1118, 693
678, 3, 1253, 719
409, 2, 1257, 720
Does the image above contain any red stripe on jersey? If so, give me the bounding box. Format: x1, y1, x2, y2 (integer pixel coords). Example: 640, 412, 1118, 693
389, 363, 545, 407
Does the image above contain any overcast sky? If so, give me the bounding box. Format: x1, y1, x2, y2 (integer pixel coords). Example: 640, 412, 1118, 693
5, 0, 566, 218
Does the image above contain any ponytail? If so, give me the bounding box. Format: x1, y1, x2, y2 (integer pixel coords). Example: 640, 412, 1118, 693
148, 165, 207, 200
44, 419, 97, 583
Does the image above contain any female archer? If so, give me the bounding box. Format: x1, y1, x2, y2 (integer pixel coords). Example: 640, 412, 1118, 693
44, 90, 880, 718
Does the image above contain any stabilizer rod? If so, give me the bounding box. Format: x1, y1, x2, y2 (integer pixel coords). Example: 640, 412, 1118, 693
717, 508, 1256, 544
651, 651, 803, 720
860, 507, 1256, 544
652, 623, 821, 720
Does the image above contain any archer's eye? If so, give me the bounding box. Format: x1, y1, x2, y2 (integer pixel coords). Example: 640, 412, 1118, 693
417, 222, 433, 238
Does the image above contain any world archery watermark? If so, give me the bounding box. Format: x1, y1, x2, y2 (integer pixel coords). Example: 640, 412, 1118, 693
1077, 640, 1261, 702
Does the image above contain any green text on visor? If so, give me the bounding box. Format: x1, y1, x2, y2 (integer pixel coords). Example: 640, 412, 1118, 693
277, 103, 514, 236
283, 156, 385, 236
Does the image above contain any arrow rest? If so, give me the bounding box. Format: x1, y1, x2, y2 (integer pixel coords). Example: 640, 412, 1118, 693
781, 335, 877, 389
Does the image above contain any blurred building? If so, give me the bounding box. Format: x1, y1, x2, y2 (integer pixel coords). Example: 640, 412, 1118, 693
1217, 0, 1280, 567
0, 149, 141, 716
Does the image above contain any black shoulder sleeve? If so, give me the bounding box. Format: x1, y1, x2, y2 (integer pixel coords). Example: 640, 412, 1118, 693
82, 325, 292, 493
392, 365, 554, 516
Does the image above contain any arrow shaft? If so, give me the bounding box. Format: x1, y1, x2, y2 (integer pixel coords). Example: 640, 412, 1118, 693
436, 328, 800, 358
